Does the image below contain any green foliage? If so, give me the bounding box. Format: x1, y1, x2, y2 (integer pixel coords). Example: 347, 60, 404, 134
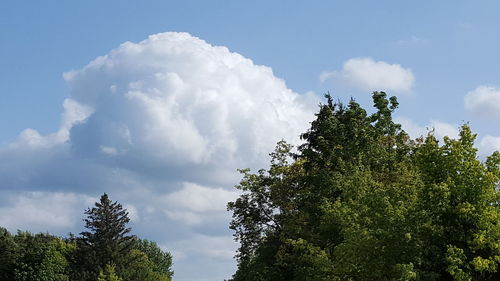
133, 239, 173, 279
228, 92, 500, 281
413, 126, 500, 280
11, 232, 73, 281
97, 265, 122, 281
275, 238, 333, 281
121, 249, 172, 281
0, 194, 173, 281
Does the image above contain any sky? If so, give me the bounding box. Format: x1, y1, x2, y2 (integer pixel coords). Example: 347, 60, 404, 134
1, 1, 500, 280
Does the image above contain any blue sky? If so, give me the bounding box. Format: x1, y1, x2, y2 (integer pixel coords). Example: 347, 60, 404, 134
1, 1, 500, 280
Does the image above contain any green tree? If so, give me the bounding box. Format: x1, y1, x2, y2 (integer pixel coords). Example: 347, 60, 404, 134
413, 127, 500, 280
228, 140, 310, 281
228, 92, 500, 281
133, 239, 173, 278
121, 249, 171, 281
12, 232, 73, 281
75, 193, 135, 280
120, 239, 173, 281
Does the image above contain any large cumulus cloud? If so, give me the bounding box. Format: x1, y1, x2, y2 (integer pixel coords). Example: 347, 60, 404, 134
65, 32, 312, 169
0, 32, 318, 281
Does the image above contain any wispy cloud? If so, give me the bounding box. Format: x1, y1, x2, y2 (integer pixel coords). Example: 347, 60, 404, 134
456, 22, 473, 32
397, 35, 429, 45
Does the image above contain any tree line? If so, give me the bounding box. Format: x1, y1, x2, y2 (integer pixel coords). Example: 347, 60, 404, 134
0, 194, 173, 281
228, 92, 500, 281
1, 91, 499, 281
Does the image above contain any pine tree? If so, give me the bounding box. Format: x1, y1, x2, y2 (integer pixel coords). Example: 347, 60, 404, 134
76, 193, 135, 280
0, 227, 17, 280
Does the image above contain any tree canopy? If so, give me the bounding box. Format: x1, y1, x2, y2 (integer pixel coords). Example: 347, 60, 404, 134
228, 92, 500, 281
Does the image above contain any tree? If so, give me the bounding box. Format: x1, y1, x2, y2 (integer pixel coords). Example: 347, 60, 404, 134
413, 127, 500, 280
12, 232, 73, 281
120, 239, 173, 281
228, 92, 500, 281
133, 239, 173, 278
1, 228, 74, 281
75, 193, 135, 280
121, 249, 172, 281
0, 227, 17, 280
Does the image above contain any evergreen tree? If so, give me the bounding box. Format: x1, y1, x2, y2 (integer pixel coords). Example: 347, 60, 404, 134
0, 227, 17, 280
75, 193, 135, 280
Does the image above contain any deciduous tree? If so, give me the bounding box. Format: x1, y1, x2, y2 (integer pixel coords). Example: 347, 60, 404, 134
228, 92, 500, 281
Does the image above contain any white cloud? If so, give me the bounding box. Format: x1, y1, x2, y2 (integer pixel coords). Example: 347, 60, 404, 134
164, 182, 240, 212
430, 121, 460, 140
2, 32, 318, 189
161, 182, 240, 225
168, 234, 237, 261
321, 57, 415, 92
165, 234, 238, 281
397, 35, 429, 45
464, 86, 500, 118
100, 145, 118, 156
395, 117, 459, 140
0, 192, 95, 233
62, 32, 317, 173
124, 204, 140, 222
8, 99, 93, 150
479, 135, 500, 155
0, 32, 319, 281
163, 210, 204, 225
